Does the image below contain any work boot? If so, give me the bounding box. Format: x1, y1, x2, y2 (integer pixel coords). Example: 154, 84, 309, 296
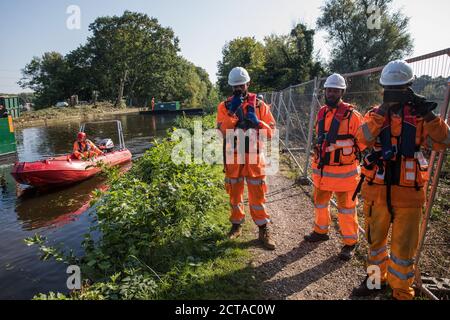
304, 231, 330, 243
228, 224, 242, 240
259, 225, 276, 250
352, 276, 387, 297
339, 245, 357, 261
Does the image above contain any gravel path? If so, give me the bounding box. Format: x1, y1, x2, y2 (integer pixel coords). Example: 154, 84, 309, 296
247, 172, 368, 300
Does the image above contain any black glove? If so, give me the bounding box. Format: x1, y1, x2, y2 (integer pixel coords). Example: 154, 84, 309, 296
409, 88, 438, 116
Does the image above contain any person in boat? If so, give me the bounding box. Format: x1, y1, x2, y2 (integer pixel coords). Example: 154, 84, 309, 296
72, 132, 104, 160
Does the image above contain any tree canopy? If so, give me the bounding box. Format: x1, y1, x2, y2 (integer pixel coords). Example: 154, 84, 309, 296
19, 11, 217, 109
216, 23, 324, 96
317, 0, 413, 73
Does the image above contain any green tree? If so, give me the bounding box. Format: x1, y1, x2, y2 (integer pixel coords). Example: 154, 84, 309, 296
317, 0, 414, 110
19, 52, 70, 108
216, 25, 323, 96
195, 66, 220, 109
317, 0, 413, 73
217, 37, 266, 96
262, 23, 324, 90
19, 11, 215, 109
84, 11, 180, 107
169, 57, 207, 108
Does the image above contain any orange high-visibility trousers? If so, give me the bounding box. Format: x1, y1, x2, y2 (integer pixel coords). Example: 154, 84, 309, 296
363, 203, 422, 300
225, 176, 270, 226
313, 187, 359, 246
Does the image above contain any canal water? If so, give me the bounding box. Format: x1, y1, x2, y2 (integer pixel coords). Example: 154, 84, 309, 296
0, 112, 177, 299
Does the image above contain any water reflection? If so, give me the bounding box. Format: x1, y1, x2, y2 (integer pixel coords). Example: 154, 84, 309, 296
0, 113, 176, 299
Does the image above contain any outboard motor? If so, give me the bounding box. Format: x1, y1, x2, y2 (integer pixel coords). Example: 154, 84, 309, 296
98, 138, 114, 153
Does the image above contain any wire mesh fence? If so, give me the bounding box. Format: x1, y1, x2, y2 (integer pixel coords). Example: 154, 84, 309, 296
262, 48, 450, 299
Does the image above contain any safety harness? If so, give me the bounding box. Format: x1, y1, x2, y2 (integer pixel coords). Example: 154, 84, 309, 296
222, 94, 263, 168
316, 102, 356, 171
352, 105, 425, 217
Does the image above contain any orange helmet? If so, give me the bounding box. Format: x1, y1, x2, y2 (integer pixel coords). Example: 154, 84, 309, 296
77, 132, 86, 141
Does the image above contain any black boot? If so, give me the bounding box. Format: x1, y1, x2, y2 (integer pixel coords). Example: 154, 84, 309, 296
339, 245, 357, 261
304, 231, 330, 243
352, 276, 387, 297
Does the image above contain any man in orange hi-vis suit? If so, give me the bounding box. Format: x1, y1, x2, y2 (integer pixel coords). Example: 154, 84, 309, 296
216, 67, 276, 250
352, 60, 450, 300
304, 74, 365, 262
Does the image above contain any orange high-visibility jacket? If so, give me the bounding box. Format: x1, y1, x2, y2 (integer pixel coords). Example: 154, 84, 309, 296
356, 107, 450, 207
312, 102, 364, 192
216, 93, 276, 178
73, 139, 102, 159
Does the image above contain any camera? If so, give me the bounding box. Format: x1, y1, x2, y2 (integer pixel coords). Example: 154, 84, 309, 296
383, 87, 438, 115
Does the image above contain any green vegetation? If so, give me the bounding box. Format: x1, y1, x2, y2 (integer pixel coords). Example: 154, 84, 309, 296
217, 23, 324, 95
26, 115, 260, 300
215, 0, 414, 98
316, 0, 414, 111
317, 0, 413, 73
19, 11, 219, 110
173, 113, 217, 133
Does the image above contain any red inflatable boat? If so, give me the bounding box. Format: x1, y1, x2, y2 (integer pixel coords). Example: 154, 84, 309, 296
11, 120, 132, 187
11, 150, 132, 187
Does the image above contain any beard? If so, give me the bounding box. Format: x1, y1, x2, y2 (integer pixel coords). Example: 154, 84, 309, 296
325, 97, 340, 108
233, 89, 247, 97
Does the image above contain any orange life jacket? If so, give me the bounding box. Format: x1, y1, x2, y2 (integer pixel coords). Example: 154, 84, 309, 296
76, 140, 93, 153
223, 93, 264, 155
353, 105, 429, 208
224, 93, 262, 131
315, 102, 359, 168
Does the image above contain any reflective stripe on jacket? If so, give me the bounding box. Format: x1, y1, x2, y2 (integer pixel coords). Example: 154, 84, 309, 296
356, 106, 450, 207
312, 102, 364, 192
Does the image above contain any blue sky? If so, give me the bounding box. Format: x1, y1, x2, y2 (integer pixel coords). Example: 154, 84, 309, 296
0, 0, 449, 93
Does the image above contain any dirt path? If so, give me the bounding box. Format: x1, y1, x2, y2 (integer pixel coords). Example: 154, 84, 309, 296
248, 172, 369, 300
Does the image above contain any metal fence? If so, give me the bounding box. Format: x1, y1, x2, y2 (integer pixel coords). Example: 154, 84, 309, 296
262, 48, 450, 300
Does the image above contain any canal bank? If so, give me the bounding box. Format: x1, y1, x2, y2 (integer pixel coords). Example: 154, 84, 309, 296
26, 115, 261, 300
0, 112, 178, 299
13, 104, 141, 129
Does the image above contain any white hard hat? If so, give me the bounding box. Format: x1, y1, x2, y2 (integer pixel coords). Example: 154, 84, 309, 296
228, 67, 251, 86
324, 73, 347, 90
380, 60, 414, 86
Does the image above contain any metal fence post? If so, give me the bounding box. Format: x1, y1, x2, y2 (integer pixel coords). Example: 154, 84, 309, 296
276, 92, 283, 124
414, 80, 450, 293
285, 87, 292, 147
303, 77, 319, 178
288, 86, 309, 143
